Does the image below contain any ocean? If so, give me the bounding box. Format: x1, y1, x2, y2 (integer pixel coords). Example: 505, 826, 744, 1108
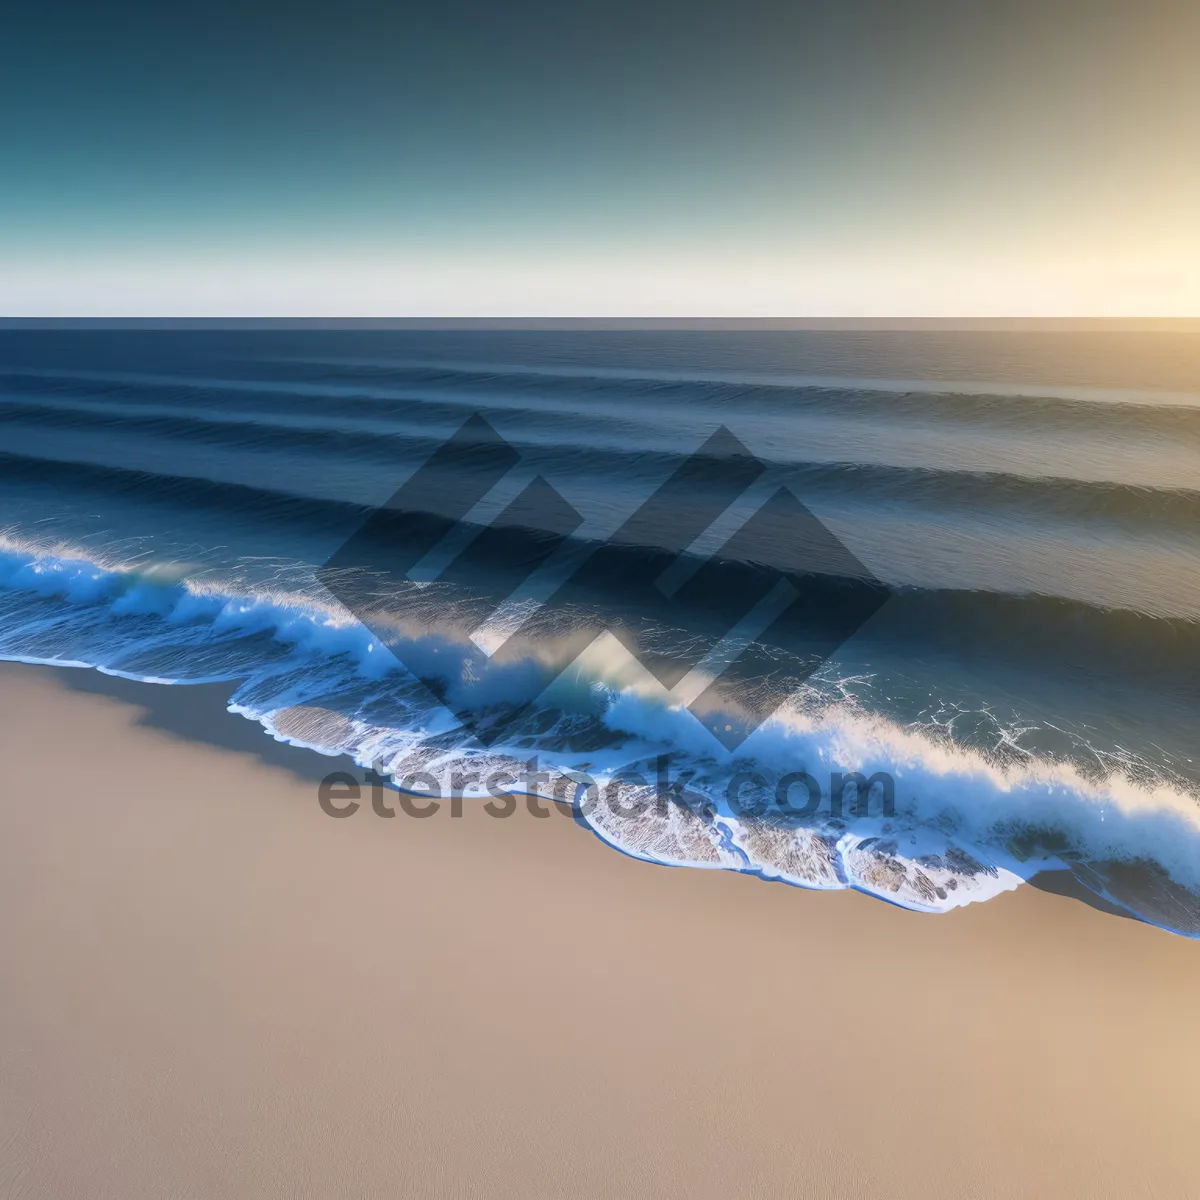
2, 325, 1199, 934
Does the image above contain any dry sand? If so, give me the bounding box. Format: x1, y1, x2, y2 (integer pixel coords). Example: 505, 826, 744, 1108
1, 661, 1198, 1199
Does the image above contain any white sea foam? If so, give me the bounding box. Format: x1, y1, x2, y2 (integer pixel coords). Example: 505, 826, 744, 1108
1, 541, 1198, 933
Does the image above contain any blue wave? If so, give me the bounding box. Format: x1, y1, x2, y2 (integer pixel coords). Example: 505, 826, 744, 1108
1, 542, 1198, 936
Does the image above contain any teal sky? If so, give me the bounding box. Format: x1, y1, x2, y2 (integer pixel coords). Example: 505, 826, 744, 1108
3, 0, 1198, 315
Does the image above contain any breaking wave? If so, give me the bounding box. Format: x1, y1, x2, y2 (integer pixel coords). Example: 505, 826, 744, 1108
2, 541, 1198, 936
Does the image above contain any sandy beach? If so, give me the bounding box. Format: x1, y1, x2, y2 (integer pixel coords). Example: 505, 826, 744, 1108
1, 659, 1198, 1199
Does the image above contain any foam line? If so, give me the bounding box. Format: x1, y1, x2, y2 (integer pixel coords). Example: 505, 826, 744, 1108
0, 541, 1197, 935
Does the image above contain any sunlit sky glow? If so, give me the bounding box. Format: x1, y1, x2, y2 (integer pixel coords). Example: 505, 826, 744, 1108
3, 0, 1198, 315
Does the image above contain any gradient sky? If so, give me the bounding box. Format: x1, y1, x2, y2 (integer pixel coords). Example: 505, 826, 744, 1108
2, 0, 1198, 315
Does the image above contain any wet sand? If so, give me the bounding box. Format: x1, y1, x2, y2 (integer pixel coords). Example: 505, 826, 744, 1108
1, 661, 1198, 1199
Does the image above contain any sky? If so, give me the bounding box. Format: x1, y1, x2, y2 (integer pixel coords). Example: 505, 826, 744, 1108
2, 0, 1198, 316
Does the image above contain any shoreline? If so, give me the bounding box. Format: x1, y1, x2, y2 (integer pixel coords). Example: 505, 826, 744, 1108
13, 652, 1189, 933
2, 660, 1199, 1198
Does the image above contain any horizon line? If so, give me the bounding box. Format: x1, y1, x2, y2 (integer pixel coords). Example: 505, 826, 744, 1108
3, 317, 1200, 331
